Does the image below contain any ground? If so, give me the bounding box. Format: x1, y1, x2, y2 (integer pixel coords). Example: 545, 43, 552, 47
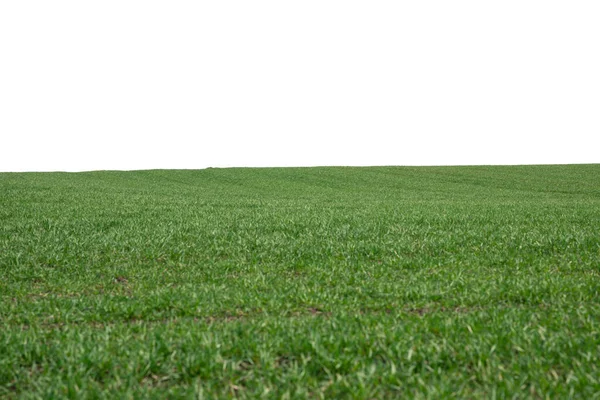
1, 165, 599, 398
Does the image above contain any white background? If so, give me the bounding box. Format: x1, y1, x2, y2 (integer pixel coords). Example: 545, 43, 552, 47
1, 1, 598, 172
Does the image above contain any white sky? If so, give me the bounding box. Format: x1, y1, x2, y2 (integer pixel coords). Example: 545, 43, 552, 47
1, 1, 599, 172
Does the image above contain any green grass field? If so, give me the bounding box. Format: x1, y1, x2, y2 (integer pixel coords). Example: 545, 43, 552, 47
1, 165, 600, 399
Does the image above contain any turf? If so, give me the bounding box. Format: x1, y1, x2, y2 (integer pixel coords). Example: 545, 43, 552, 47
1, 165, 599, 399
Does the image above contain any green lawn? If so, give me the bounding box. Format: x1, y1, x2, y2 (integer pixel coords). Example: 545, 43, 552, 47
1, 165, 599, 398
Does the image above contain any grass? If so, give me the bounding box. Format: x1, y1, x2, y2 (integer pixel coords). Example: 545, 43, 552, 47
1, 164, 599, 399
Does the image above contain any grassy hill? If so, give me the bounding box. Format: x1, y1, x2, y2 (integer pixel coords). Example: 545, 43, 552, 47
1, 165, 599, 398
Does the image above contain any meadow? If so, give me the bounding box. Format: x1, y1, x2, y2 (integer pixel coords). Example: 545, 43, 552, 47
1, 165, 599, 399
